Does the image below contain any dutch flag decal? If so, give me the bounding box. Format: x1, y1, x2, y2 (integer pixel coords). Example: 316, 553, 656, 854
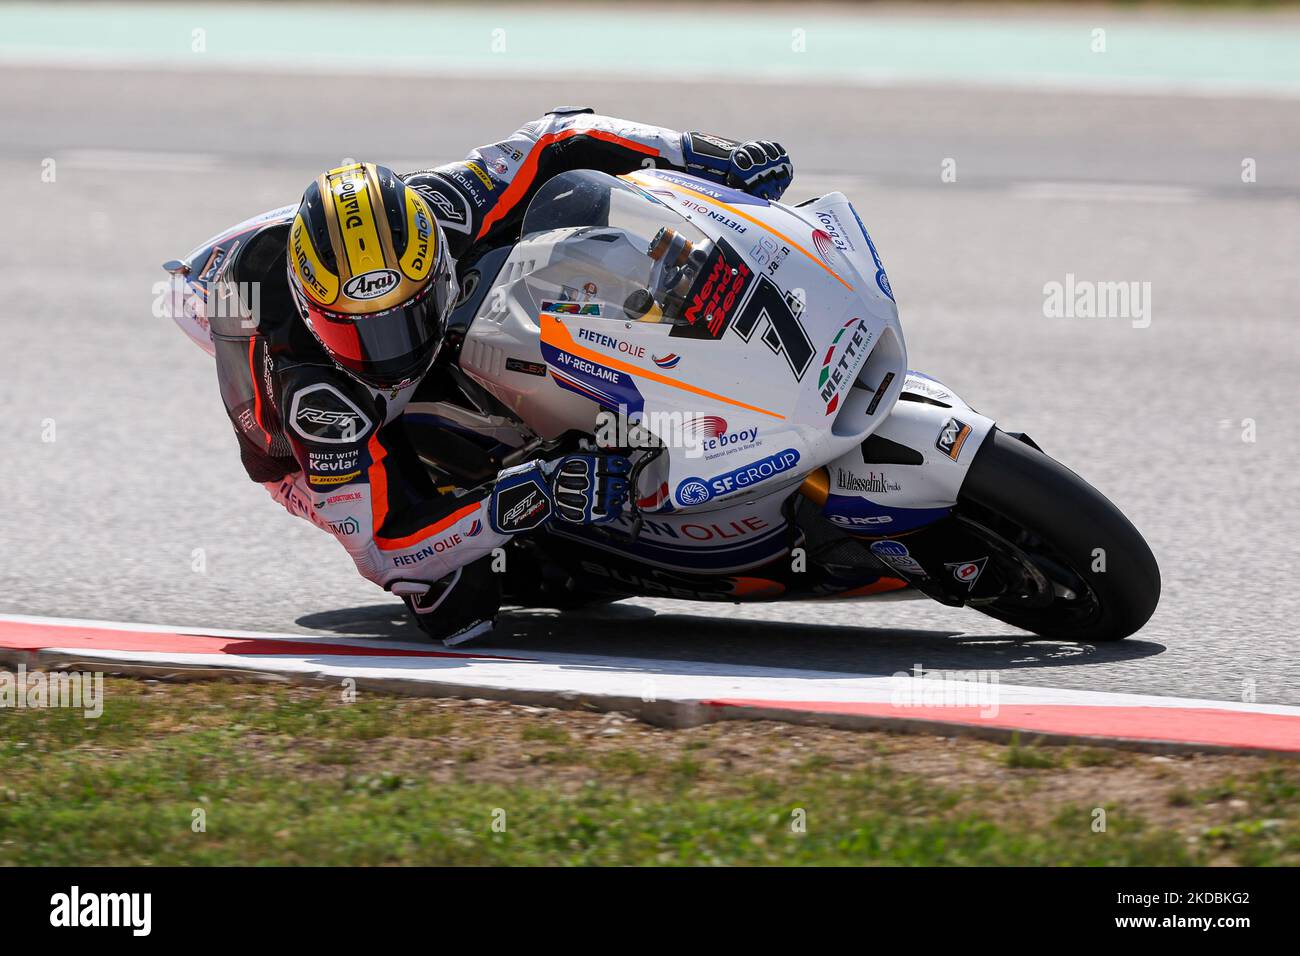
652, 353, 681, 370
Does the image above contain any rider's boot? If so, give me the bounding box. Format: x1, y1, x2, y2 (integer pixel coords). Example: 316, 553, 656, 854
392, 555, 503, 646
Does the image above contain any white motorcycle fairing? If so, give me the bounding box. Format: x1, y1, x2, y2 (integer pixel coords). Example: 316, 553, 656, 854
821, 372, 997, 536
457, 168, 910, 518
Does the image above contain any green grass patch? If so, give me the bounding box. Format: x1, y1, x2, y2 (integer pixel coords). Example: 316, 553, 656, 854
2, 679, 1298, 866
1005, 733, 1061, 769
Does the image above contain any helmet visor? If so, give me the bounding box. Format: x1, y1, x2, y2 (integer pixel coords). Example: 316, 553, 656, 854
301, 281, 451, 389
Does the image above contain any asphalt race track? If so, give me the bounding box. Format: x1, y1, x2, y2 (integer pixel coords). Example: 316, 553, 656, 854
3, 53, 1299, 705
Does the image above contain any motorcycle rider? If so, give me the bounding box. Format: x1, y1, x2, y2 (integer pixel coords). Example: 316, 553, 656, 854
220, 108, 794, 644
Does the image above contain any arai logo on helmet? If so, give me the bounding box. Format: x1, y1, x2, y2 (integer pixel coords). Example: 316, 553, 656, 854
344, 269, 400, 301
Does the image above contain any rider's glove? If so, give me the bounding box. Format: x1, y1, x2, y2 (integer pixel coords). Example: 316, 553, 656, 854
487, 454, 631, 534
551, 454, 631, 524
682, 132, 794, 201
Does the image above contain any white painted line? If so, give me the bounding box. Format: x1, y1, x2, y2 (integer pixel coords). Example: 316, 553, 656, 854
2, 612, 1296, 717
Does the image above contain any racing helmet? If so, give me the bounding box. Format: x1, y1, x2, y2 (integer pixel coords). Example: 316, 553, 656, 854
287, 162, 456, 390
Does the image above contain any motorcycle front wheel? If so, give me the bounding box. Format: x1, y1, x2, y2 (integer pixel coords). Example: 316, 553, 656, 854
950, 428, 1161, 642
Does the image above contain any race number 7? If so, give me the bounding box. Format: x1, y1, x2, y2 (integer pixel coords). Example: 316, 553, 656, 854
732, 275, 815, 381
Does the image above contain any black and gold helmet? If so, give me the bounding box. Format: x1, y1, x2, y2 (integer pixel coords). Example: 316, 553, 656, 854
287, 162, 456, 390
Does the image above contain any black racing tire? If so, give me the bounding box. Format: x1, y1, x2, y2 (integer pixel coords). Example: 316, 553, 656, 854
954, 428, 1160, 641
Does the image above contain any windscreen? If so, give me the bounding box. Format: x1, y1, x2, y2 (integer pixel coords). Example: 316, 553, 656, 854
519, 170, 723, 327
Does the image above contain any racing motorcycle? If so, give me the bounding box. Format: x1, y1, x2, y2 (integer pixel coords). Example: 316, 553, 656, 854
164, 168, 1160, 642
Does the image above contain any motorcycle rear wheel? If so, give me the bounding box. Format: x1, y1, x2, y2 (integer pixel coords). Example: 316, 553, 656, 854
953, 429, 1160, 642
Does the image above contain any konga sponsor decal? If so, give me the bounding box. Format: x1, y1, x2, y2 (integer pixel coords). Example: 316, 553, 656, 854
818, 318, 874, 415
675, 448, 801, 505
